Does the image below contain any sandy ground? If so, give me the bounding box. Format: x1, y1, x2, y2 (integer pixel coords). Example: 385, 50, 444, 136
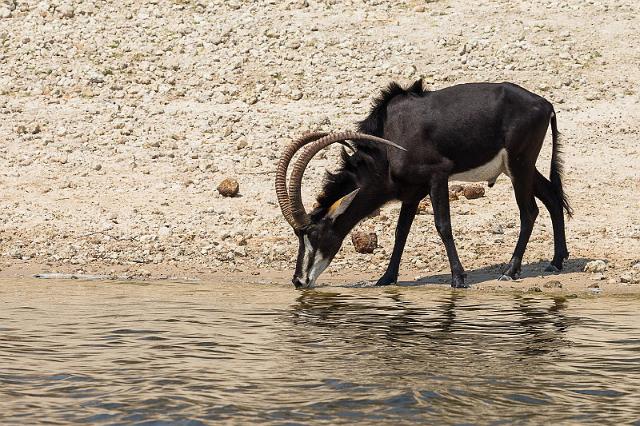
1, 0, 639, 293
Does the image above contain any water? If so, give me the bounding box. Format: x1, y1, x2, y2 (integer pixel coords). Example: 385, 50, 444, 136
1, 279, 639, 425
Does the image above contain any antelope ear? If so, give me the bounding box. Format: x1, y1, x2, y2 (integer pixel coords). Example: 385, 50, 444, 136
326, 188, 360, 221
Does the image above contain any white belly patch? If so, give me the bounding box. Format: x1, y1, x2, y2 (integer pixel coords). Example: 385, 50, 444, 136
449, 149, 511, 183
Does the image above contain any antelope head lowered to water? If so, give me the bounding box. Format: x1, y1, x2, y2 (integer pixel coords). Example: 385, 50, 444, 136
276, 79, 572, 289
275, 131, 407, 289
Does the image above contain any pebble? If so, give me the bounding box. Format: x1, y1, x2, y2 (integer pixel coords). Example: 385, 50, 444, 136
450, 184, 464, 195
543, 280, 562, 289
417, 199, 431, 214
57, 3, 74, 18
158, 226, 172, 237
619, 273, 639, 284
217, 178, 240, 197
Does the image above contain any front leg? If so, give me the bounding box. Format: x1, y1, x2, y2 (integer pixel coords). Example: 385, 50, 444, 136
376, 200, 419, 286
430, 177, 468, 288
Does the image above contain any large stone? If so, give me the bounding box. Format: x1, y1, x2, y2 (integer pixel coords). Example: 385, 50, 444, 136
217, 178, 239, 197
351, 230, 377, 254
462, 184, 485, 199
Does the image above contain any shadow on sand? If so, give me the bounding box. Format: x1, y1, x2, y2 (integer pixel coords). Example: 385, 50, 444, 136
337, 257, 596, 288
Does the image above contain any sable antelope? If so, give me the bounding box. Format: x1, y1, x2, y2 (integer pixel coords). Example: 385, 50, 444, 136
276, 79, 572, 289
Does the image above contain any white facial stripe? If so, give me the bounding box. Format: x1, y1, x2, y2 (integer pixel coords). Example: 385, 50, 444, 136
302, 235, 312, 280
300, 235, 330, 287
308, 255, 329, 284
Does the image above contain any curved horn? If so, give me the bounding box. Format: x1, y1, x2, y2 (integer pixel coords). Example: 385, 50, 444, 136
288, 131, 406, 229
275, 131, 328, 229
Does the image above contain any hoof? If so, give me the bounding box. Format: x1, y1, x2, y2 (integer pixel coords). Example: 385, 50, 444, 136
451, 276, 469, 288
545, 264, 561, 273
498, 274, 514, 282
375, 275, 397, 286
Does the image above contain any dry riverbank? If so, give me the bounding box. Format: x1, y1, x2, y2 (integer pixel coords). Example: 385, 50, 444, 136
1, 0, 639, 292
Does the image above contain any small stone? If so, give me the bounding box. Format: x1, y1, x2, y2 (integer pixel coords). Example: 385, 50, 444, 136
88, 70, 104, 84
417, 199, 431, 214
619, 274, 633, 284
491, 224, 504, 234
449, 184, 464, 195
0, 7, 11, 18
158, 226, 172, 237
462, 184, 485, 199
449, 190, 459, 201
57, 3, 74, 17
93, 163, 102, 171
217, 178, 239, 197
584, 259, 607, 273
236, 138, 248, 150
543, 280, 562, 289
351, 230, 377, 254
527, 286, 542, 292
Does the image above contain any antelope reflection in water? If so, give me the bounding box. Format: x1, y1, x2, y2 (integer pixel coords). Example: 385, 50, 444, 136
286, 291, 577, 364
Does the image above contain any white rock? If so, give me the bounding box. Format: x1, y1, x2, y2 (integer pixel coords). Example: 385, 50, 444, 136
88, 70, 105, 84
158, 226, 172, 237
57, 3, 74, 17
584, 260, 607, 273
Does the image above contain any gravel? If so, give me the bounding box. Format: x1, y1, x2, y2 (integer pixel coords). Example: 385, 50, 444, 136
1, 0, 639, 282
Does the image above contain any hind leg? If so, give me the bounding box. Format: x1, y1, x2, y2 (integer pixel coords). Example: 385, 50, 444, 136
534, 170, 569, 271
501, 170, 539, 280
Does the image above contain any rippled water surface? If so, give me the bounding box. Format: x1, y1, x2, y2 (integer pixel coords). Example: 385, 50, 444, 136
1, 279, 640, 424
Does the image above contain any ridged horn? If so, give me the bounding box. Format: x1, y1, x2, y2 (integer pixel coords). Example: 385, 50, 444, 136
288, 131, 406, 228
275, 132, 328, 229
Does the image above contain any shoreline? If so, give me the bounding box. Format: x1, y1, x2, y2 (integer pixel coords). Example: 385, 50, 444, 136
2, 260, 639, 296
